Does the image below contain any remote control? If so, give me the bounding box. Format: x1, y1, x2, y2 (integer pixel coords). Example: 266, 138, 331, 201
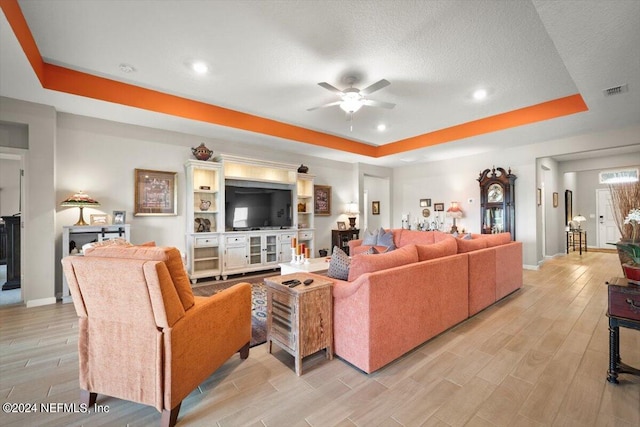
288, 280, 301, 288
303, 278, 314, 286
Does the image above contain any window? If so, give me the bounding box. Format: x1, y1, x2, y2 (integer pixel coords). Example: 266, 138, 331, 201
599, 168, 639, 184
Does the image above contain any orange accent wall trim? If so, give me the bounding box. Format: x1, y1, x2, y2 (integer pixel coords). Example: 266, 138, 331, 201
2, 0, 588, 160
377, 94, 588, 157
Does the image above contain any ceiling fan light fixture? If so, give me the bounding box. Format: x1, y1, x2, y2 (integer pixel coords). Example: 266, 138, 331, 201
340, 91, 364, 113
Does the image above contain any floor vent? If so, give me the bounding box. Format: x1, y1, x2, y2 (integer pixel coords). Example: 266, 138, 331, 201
603, 84, 629, 96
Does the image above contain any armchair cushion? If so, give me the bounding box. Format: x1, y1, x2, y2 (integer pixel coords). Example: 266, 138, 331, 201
84, 246, 195, 311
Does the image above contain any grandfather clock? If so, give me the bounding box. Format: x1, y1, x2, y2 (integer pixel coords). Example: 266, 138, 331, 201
478, 167, 517, 239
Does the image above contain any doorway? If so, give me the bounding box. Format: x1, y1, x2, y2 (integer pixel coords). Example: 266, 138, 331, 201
0, 153, 24, 305
596, 188, 618, 248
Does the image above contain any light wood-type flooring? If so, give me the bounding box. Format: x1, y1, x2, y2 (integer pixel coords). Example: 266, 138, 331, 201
1, 251, 639, 426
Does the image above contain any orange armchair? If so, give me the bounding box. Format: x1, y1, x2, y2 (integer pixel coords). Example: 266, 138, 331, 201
62, 246, 251, 427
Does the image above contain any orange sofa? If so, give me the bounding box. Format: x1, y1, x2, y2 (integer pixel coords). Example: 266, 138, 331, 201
62, 246, 252, 427
307, 230, 522, 374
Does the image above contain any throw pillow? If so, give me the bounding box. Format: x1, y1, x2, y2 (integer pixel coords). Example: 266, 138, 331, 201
377, 229, 396, 250
327, 246, 350, 280
362, 229, 379, 246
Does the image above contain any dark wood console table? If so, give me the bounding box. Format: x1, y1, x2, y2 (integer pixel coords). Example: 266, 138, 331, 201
566, 230, 587, 255
605, 277, 640, 384
332, 229, 359, 255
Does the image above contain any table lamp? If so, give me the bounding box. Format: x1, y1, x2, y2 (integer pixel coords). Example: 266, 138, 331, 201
344, 202, 359, 229
60, 191, 100, 226
446, 201, 463, 234
573, 214, 586, 230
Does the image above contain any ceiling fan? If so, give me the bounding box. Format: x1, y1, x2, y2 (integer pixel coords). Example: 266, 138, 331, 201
307, 77, 396, 119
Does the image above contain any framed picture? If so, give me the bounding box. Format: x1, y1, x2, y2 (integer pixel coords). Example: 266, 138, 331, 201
553, 192, 559, 208
134, 169, 177, 216
337, 221, 347, 230
434, 202, 444, 212
565, 190, 573, 225
372, 201, 380, 215
314, 185, 331, 216
420, 199, 431, 207
112, 210, 126, 224
537, 188, 542, 206
90, 214, 109, 225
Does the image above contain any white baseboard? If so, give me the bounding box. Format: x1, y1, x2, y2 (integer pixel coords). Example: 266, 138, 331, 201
523, 264, 539, 270
26, 297, 57, 308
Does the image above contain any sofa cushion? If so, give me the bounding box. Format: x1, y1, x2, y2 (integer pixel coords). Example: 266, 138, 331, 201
481, 232, 512, 247
456, 238, 488, 253
348, 244, 419, 281
416, 238, 458, 261
398, 229, 436, 246
83, 246, 195, 311
327, 246, 351, 280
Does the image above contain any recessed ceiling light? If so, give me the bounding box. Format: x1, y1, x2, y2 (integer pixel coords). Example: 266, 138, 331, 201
377, 124, 387, 131
473, 89, 487, 101
192, 62, 209, 74
118, 63, 135, 73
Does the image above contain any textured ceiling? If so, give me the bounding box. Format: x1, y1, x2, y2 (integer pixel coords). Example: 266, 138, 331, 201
1, 0, 639, 167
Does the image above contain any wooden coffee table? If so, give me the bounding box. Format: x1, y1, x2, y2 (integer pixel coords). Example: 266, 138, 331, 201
264, 273, 333, 375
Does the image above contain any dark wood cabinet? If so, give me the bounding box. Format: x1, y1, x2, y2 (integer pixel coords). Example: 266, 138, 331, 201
1, 215, 21, 290
478, 167, 516, 239
332, 229, 359, 255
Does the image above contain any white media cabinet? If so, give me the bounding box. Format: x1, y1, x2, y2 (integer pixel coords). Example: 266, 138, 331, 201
185, 156, 315, 283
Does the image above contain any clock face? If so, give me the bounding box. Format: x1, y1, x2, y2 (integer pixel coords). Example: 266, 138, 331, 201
488, 183, 504, 203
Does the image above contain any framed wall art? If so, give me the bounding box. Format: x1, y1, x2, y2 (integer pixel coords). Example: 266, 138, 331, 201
314, 185, 331, 216
420, 199, 431, 207
134, 169, 177, 216
565, 190, 573, 225
372, 201, 380, 215
434, 202, 445, 212
537, 188, 542, 206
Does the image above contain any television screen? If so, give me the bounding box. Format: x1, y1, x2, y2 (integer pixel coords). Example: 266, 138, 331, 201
225, 182, 293, 230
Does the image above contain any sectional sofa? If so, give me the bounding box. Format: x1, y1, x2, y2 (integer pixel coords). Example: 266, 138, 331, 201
306, 229, 522, 374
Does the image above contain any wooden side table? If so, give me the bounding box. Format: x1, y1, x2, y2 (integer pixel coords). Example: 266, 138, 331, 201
566, 230, 587, 255
265, 273, 333, 375
605, 277, 640, 384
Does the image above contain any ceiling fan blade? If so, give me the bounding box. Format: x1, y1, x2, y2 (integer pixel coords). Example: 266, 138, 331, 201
360, 79, 390, 95
363, 99, 396, 109
317, 82, 344, 95
307, 100, 341, 111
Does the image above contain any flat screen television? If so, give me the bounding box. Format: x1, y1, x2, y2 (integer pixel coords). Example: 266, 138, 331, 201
225, 180, 293, 231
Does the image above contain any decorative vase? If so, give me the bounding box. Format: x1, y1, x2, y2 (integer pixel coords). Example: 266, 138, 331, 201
200, 200, 211, 211
622, 263, 640, 285
297, 164, 309, 173
192, 143, 213, 161
615, 239, 639, 277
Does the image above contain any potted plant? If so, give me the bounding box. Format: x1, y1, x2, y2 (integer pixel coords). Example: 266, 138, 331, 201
609, 207, 640, 284
608, 181, 640, 277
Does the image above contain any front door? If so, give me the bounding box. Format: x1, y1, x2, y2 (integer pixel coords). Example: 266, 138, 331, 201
596, 188, 619, 248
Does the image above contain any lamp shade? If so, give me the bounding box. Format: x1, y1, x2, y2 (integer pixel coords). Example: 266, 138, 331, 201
573, 215, 587, 223
60, 191, 100, 207
344, 202, 360, 216
61, 191, 100, 226
446, 202, 463, 219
